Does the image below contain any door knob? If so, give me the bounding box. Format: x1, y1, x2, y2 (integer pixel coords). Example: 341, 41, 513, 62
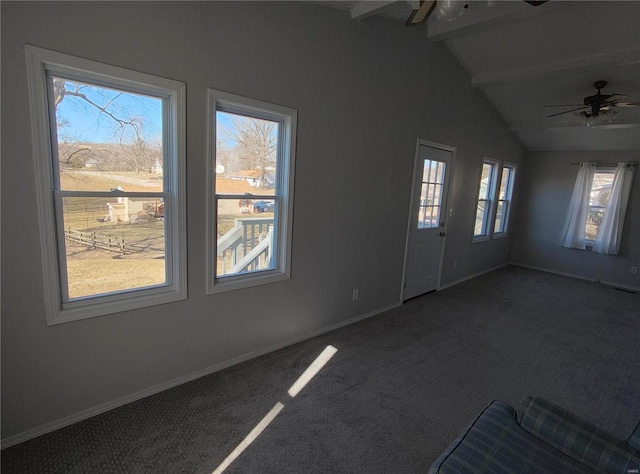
440, 231, 446, 237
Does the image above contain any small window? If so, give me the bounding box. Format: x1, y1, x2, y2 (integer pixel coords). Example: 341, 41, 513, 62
586, 169, 615, 242
494, 164, 516, 235
207, 90, 296, 294
25, 46, 186, 324
474, 159, 498, 240
417, 159, 446, 229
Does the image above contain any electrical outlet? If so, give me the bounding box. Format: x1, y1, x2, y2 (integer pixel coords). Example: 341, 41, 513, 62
352, 289, 359, 301
631, 266, 638, 275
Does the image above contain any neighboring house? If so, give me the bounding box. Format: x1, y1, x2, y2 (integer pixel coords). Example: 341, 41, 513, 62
232, 169, 264, 188
216, 177, 256, 214
153, 158, 163, 175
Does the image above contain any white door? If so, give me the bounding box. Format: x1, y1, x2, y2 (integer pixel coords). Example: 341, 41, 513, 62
403, 142, 453, 301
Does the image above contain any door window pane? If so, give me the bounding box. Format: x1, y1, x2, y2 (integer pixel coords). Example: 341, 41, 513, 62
417, 159, 445, 229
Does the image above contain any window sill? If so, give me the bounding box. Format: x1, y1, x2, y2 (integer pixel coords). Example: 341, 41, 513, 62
48, 285, 187, 325
208, 270, 290, 295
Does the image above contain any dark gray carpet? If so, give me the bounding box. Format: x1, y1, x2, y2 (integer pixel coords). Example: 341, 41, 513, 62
2, 265, 639, 473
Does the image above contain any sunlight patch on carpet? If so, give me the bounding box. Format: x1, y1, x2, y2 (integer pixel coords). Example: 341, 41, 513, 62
288, 345, 338, 397
212, 402, 285, 474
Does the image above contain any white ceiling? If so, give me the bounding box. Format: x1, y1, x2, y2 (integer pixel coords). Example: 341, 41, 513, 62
316, 0, 640, 151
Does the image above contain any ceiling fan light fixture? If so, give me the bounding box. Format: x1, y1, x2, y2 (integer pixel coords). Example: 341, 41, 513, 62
435, 0, 467, 21
576, 109, 616, 127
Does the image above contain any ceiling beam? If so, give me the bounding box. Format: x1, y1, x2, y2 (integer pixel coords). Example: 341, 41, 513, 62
351, 1, 399, 20
472, 47, 640, 88
426, 1, 564, 42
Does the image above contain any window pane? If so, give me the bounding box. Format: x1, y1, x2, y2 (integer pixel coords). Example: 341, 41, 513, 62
586, 171, 614, 241
589, 172, 614, 207
216, 198, 277, 277
417, 159, 446, 229
216, 111, 279, 195
478, 163, 493, 199
61, 196, 166, 299
494, 200, 505, 233
475, 201, 487, 235
51, 76, 164, 193
498, 167, 512, 200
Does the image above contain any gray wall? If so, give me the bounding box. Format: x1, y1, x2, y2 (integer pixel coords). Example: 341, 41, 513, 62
1, 1, 525, 442
512, 150, 640, 289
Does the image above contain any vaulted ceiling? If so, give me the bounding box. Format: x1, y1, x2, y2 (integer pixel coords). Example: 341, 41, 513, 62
317, 1, 640, 151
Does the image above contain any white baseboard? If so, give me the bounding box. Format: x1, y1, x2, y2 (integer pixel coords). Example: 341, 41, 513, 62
1, 301, 402, 449
438, 263, 509, 290
512, 263, 640, 292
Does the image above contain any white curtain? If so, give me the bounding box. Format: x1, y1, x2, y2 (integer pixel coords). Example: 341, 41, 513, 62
561, 162, 595, 249
592, 162, 636, 255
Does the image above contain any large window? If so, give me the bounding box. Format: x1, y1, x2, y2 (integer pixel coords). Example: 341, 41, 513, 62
561, 161, 635, 254
207, 90, 296, 294
26, 46, 186, 324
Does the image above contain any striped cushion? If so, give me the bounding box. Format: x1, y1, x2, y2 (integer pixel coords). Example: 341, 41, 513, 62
518, 397, 640, 474
428, 401, 599, 473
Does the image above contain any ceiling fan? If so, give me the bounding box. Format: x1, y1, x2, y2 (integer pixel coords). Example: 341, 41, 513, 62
405, 0, 547, 26
545, 80, 640, 119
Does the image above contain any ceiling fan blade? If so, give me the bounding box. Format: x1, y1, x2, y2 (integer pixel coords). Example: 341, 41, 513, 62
613, 101, 640, 107
523, 1, 548, 5
601, 94, 628, 103
544, 104, 584, 107
406, 0, 437, 26
546, 107, 588, 118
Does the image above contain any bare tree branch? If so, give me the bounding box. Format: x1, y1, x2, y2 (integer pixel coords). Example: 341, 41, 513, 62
62, 83, 142, 141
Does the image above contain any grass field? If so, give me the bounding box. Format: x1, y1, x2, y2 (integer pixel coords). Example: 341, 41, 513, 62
67, 258, 166, 299
60, 169, 270, 298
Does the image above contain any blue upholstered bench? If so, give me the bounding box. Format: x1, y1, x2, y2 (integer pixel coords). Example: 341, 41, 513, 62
429, 396, 640, 473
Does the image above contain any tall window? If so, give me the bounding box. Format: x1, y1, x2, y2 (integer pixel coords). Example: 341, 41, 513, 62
207, 90, 297, 294
494, 164, 516, 235
561, 162, 635, 254
474, 158, 516, 241
474, 159, 498, 239
26, 46, 186, 324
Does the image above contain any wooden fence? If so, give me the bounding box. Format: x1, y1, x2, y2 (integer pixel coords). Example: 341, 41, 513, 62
65, 229, 126, 254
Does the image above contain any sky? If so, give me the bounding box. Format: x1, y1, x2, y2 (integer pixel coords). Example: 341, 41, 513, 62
52, 76, 277, 155
53, 77, 163, 145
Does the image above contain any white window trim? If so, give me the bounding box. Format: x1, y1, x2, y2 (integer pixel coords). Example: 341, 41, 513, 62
473, 157, 499, 242
206, 90, 297, 294
493, 162, 517, 239
25, 45, 187, 325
